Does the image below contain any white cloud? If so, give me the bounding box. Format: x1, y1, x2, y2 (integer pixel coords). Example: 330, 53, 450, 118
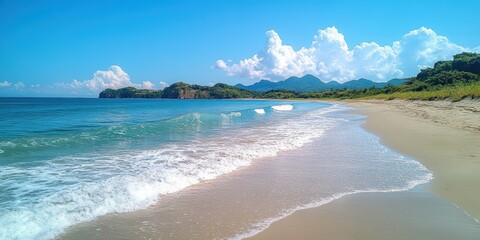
61, 65, 156, 94
0, 81, 11, 87
395, 27, 467, 72
0, 81, 25, 89
473, 46, 480, 53
159, 81, 169, 89
309, 27, 354, 82
216, 27, 473, 82
215, 60, 228, 69
215, 55, 264, 79
352, 42, 402, 80
69, 65, 132, 92
139, 81, 155, 89
13, 82, 25, 89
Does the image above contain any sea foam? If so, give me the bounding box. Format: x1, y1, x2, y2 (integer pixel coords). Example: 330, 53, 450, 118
271, 104, 293, 111
228, 113, 434, 240
0, 105, 341, 240
254, 109, 265, 114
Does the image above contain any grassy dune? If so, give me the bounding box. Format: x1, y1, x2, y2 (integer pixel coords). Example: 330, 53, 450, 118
365, 82, 480, 101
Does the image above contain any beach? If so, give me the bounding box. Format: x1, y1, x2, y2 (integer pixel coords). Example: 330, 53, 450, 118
4, 99, 479, 239
56, 99, 480, 240
350, 100, 480, 220
252, 99, 480, 239
4, 1, 480, 239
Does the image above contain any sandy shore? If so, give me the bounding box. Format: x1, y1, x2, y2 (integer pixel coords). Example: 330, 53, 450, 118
58, 100, 480, 240
250, 189, 480, 240
251, 99, 480, 239
349, 99, 480, 220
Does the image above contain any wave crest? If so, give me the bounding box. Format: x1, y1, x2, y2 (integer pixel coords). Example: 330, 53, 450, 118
271, 104, 293, 111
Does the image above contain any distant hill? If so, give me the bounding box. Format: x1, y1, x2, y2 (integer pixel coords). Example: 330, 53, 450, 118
99, 82, 259, 99
161, 82, 258, 99
235, 74, 406, 92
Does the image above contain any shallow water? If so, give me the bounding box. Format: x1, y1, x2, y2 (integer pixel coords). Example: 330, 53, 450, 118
1, 98, 332, 240
57, 104, 439, 240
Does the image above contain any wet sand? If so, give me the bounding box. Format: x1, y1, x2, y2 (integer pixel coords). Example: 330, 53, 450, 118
350, 100, 480, 220
252, 99, 480, 239
251, 189, 480, 240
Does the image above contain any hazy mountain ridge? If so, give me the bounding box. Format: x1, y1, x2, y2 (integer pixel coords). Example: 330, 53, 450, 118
235, 74, 406, 92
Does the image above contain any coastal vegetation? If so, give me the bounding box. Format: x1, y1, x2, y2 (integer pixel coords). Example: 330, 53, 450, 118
99, 52, 480, 101
99, 87, 162, 98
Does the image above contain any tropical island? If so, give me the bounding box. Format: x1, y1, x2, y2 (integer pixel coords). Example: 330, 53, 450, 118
99, 52, 480, 101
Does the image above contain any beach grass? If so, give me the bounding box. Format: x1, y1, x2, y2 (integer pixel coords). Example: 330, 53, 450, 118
362, 82, 480, 101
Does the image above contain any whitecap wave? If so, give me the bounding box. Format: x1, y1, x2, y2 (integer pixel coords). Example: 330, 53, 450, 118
254, 109, 265, 114
271, 104, 293, 111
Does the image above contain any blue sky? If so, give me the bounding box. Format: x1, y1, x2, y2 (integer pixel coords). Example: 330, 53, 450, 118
1, 0, 479, 97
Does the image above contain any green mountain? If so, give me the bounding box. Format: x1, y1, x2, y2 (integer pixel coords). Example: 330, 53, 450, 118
414, 52, 480, 86
99, 87, 162, 98
235, 75, 406, 92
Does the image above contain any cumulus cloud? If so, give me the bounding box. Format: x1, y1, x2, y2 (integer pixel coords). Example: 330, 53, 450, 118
215, 56, 264, 79
139, 81, 156, 89
396, 27, 467, 71
216, 27, 473, 82
352, 42, 400, 80
0, 81, 11, 87
159, 81, 169, 89
0, 81, 25, 89
13, 82, 25, 89
62, 65, 156, 94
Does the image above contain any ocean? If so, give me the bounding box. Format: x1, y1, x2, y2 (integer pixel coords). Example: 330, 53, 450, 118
0, 98, 432, 240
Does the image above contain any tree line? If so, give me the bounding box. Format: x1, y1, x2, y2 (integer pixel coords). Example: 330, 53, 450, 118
100, 52, 480, 101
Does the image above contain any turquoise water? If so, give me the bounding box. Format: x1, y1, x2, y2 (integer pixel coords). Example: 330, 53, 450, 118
0, 98, 321, 162
0, 98, 336, 240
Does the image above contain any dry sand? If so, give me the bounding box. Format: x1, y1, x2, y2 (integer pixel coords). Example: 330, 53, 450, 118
251, 99, 480, 239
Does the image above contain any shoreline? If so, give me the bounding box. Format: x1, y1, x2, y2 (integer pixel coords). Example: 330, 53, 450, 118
249, 187, 480, 240
56, 99, 480, 240
58, 102, 436, 240
250, 99, 480, 239
349, 100, 480, 221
